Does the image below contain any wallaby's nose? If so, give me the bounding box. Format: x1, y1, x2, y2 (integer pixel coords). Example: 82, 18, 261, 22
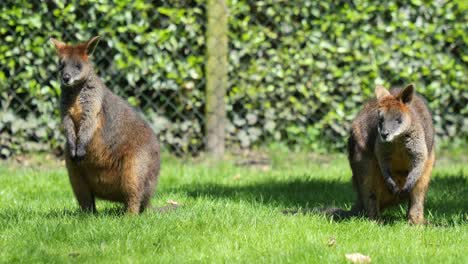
62, 73, 71, 83
381, 131, 389, 140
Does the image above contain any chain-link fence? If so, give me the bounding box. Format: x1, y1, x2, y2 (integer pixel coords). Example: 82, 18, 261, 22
1, 1, 467, 158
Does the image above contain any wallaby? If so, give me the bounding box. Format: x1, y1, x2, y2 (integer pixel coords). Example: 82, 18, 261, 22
330, 84, 435, 224
50, 36, 160, 214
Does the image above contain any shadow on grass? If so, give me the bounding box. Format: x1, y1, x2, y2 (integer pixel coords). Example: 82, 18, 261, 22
169, 171, 467, 225
0, 206, 124, 220
42, 207, 126, 219
182, 178, 353, 208
41, 205, 179, 219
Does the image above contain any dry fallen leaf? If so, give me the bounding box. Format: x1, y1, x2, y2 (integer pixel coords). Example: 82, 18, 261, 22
327, 237, 336, 247
167, 200, 179, 206
345, 253, 371, 263
232, 174, 241, 180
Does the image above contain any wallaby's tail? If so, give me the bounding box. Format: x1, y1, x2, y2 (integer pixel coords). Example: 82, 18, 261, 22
282, 204, 363, 220
317, 204, 364, 220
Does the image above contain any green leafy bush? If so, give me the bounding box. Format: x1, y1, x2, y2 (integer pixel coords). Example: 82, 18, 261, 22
1, 0, 206, 156
227, 0, 467, 151
0, 0, 466, 157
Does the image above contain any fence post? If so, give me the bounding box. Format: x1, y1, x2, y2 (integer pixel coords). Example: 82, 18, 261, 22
205, 0, 228, 156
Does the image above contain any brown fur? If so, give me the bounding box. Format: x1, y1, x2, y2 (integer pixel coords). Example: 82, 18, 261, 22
51, 36, 160, 214
344, 84, 435, 224
378, 97, 410, 113
51, 38, 90, 61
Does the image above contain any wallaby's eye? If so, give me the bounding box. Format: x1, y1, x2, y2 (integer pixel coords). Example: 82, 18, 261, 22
396, 117, 402, 124
378, 116, 384, 127
75, 63, 82, 70
377, 112, 384, 123
58, 61, 64, 70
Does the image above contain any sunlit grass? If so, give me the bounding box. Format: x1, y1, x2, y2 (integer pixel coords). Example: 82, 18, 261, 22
0, 150, 466, 263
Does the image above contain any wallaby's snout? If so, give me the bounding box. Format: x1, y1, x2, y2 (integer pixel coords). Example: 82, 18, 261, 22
59, 58, 87, 87
62, 73, 71, 85
377, 109, 406, 142
380, 130, 389, 141
62, 73, 71, 86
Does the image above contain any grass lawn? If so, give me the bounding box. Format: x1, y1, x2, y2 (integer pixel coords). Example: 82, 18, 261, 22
0, 149, 466, 263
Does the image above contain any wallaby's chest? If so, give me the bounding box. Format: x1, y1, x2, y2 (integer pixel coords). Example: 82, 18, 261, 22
62, 90, 89, 129
381, 142, 411, 188
68, 99, 83, 126
389, 144, 411, 173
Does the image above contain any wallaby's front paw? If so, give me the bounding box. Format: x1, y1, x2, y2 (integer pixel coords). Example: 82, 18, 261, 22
69, 147, 77, 159
384, 179, 400, 195
398, 187, 411, 198
389, 185, 400, 195
74, 145, 86, 161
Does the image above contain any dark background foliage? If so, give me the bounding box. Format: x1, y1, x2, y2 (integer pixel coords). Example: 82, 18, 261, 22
0, 0, 466, 157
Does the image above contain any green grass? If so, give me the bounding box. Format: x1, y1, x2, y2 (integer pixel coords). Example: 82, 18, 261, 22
0, 150, 466, 263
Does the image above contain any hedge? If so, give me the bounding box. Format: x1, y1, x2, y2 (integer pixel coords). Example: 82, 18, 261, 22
0, 0, 466, 157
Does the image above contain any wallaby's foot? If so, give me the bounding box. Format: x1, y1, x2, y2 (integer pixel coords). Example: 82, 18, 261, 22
125, 200, 141, 215
81, 208, 97, 214
365, 194, 380, 220
368, 216, 384, 224
365, 206, 382, 223
79, 203, 97, 214
408, 217, 427, 225
126, 208, 139, 215
139, 201, 150, 214
408, 206, 425, 225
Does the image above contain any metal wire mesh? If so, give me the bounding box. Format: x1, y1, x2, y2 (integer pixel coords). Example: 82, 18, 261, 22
0, 0, 466, 158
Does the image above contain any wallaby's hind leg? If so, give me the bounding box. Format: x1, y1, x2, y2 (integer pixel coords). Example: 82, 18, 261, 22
67, 164, 96, 213
139, 182, 153, 213
124, 191, 141, 215
408, 150, 434, 225
139, 152, 160, 213
121, 154, 159, 215
120, 155, 142, 214
139, 188, 154, 213
359, 181, 380, 220
350, 158, 380, 220
353, 177, 379, 219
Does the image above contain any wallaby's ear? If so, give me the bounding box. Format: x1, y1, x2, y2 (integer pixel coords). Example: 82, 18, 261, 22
50, 38, 66, 51
399, 83, 414, 104
375, 85, 390, 100
85, 36, 100, 56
